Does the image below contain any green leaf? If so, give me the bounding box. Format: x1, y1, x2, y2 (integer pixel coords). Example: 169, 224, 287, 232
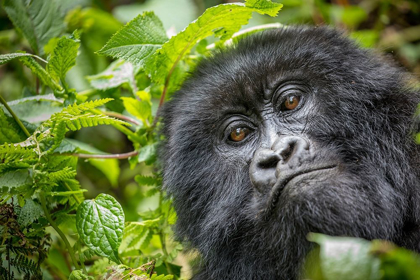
69, 270, 94, 280
2, 0, 65, 55
245, 0, 283, 17
97, 11, 168, 66
0, 108, 27, 144
121, 97, 151, 125
0, 52, 46, 65
89, 158, 120, 187
18, 56, 63, 92
307, 233, 381, 280
119, 222, 151, 255
76, 193, 125, 264
137, 143, 157, 165
145, 1, 282, 84
17, 199, 43, 227
87, 60, 137, 91
47, 32, 81, 83
0, 169, 32, 196
134, 175, 161, 187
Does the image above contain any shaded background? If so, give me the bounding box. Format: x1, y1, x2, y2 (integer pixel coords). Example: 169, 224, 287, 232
1, 0, 419, 221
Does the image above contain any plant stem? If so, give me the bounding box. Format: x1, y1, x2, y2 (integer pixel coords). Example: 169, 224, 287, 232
64, 150, 139, 159
0, 94, 31, 138
40, 192, 81, 270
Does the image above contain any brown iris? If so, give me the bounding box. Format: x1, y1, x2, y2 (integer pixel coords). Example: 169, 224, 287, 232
229, 127, 249, 142
282, 95, 300, 111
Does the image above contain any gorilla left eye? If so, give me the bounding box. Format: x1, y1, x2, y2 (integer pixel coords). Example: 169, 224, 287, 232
281, 95, 301, 111
229, 127, 250, 142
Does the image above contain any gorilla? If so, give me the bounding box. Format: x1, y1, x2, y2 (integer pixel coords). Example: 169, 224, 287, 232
158, 26, 420, 279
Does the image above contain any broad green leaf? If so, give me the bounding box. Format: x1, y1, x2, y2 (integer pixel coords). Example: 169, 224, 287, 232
0, 52, 46, 65
17, 199, 43, 227
47, 32, 81, 83
18, 56, 63, 92
5, 95, 63, 124
76, 193, 124, 263
3, 0, 64, 55
145, 1, 282, 84
87, 60, 137, 91
307, 233, 381, 280
97, 11, 168, 66
0, 108, 27, 144
137, 143, 157, 164
121, 97, 151, 125
0, 169, 32, 196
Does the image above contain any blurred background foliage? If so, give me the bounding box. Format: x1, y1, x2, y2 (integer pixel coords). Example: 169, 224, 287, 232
1, 0, 419, 231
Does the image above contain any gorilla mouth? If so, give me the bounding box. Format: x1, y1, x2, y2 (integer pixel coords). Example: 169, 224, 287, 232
265, 165, 338, 216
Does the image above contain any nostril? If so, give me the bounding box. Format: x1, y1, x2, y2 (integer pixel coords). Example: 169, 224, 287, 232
279, 142, 295, 162
258, 155, 280, 169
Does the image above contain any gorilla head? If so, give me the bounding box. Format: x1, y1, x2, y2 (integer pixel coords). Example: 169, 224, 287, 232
159, 27, 420, 279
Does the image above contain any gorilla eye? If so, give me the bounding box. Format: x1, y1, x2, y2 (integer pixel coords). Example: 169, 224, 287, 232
281, 95, 301, 111
229, 127, 250, 142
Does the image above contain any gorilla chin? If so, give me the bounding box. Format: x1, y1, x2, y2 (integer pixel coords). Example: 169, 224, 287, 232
159, 26, 420, 280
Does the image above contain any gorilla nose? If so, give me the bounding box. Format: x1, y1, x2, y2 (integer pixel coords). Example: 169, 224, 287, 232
249, 136, 309, 192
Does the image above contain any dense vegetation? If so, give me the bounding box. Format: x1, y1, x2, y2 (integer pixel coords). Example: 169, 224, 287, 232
0, 0, 419, 279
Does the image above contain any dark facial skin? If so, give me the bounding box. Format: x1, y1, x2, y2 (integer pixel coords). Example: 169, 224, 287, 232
159, 27, 420, 280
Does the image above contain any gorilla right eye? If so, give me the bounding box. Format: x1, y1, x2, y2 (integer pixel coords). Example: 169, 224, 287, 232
229, 127, 250, 142
280, 95, 301, 111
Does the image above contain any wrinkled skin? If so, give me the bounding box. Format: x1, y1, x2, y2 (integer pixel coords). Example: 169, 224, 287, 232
159, 27, 420, 279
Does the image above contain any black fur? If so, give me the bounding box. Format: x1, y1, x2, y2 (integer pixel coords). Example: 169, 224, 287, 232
159, 26, 420, 279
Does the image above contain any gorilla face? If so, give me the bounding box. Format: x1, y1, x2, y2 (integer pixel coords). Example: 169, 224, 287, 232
159, 27, 420, 280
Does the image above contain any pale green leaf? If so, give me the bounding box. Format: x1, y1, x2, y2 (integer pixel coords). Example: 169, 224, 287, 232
87, 60, 137, 91
145, 2, 282, 84
89, 158, 120, 187
308, 233, 381, 280
17, 199, 44, 227
121, 97, 151, 125
97, 11, 168, 66
0, 52, 46, 65
2, 0, 65, 55
76, 193, 124, 264
47, 32, 81, 82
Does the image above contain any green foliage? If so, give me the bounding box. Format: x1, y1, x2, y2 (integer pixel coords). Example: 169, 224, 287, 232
76, 193, 124, 264
0, 0, 419, 279
305, 234, 420, 280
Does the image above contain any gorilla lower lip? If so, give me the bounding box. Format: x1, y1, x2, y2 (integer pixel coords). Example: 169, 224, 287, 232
265, 166, 337, 216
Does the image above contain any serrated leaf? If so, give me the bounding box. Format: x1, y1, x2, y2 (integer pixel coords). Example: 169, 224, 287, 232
97, 11, 168, 66
17, 199, 43, 227
245, 0, 283, 17
18, 56, 63, 92
47, 32, 80, 83
145, 1, 282, 84
121, 97, 151, 125
135, 175, 161, 187
0, 52, 46, 65
3, 0, 65, 55
119, 222, 151, 254
87, 60, 137, 91
307, 233, 381, 280
76, 193, 124, 264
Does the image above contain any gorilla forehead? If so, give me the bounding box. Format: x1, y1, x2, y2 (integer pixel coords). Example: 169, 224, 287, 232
176, 26, 374, 115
